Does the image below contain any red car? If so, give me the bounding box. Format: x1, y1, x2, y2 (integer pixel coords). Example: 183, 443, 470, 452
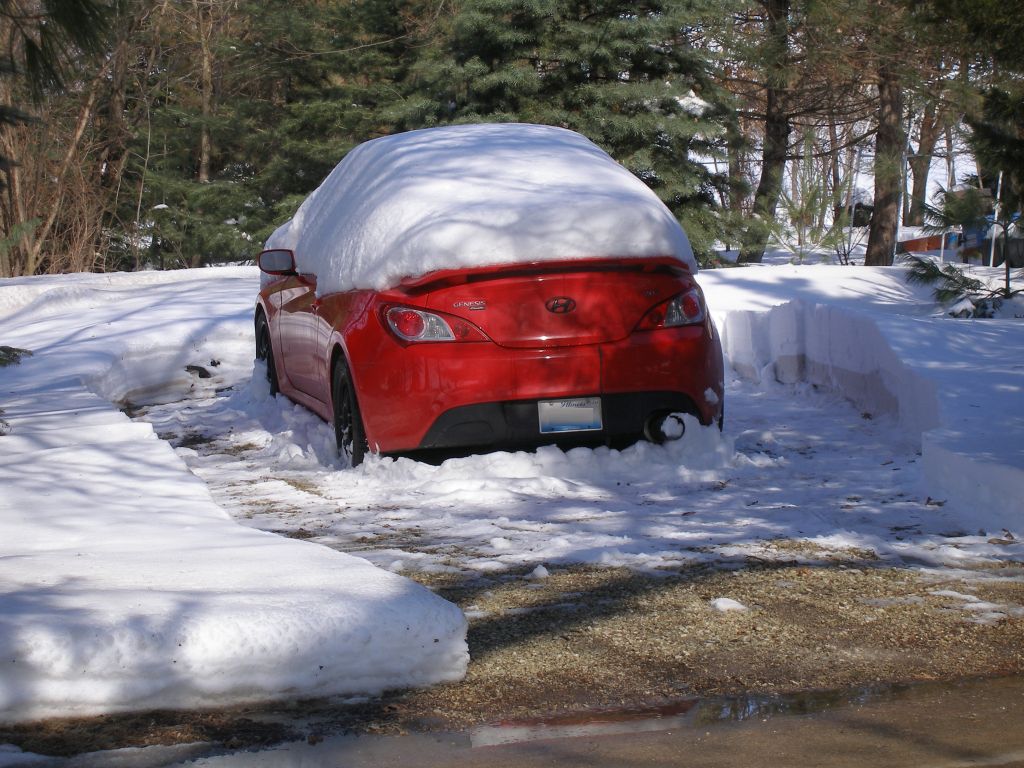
254, 124, 723, 465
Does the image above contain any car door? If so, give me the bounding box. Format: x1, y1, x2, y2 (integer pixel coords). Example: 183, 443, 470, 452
304, 291, 373, 406
277, 272, 321, 398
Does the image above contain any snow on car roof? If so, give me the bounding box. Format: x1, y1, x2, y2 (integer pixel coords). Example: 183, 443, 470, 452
266, 123, 697, 294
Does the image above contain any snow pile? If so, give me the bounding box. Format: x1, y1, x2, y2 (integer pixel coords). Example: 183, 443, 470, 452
526, 565, 550, 580
266, 123, 697, 294
701, 264, 1024, 526
0, 269, 467, 723
716, 298, 941, 437
0, 267, 258, 405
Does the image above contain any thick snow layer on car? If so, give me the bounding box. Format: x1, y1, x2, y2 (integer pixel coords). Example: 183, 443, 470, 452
0, 269, 467, 722
265, 123, 698, 294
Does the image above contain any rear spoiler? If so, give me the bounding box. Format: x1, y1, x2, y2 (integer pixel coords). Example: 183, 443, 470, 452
397, 256, 692, 295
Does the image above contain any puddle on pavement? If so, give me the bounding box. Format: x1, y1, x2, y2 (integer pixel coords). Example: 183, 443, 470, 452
468, 682, 912, 747
118, 675, 1024, 768
6, 677, 1023, 766
470, 699, 701, 746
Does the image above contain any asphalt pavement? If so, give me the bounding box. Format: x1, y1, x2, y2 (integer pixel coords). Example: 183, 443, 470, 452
157, 675, 1024, 768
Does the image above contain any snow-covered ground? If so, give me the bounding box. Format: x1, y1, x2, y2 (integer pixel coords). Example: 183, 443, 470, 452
0, 269, 467, 724
704, 263, 1024, 525
1, 262, 1022, 726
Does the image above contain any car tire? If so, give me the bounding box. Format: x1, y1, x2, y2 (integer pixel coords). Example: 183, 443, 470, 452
255, 316, 279, 396
332, 357, 368, 467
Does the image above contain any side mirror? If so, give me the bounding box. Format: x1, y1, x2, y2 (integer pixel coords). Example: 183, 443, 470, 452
258, 248, 297, 276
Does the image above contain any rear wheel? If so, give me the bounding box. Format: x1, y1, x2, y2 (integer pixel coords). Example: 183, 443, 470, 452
255, 316, 279, 396
332, 357, 368, 467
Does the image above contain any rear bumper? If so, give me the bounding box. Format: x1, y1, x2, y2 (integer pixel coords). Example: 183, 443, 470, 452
418, 391, 703, 450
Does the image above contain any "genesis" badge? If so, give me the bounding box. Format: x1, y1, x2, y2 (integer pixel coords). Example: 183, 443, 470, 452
453, 300, 487, 311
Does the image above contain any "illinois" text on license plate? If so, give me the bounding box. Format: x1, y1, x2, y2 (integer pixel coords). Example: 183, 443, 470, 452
538, 397, 603, 434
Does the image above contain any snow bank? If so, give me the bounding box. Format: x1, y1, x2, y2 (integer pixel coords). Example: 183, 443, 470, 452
702, 265, 1024, 527
716, 299, 940, 437
266, 123, 697, 294
0, 270, 467, 723
923, 433, 1024, 525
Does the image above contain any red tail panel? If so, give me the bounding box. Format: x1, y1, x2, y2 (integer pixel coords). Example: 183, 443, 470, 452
417, 259, 693, 349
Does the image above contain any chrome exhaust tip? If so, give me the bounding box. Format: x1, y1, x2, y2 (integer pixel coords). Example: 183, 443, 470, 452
644, 412, 686, 444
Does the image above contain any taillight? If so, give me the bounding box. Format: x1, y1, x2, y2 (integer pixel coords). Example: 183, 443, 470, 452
636, 286, 706, 330
383, 305, 487, 343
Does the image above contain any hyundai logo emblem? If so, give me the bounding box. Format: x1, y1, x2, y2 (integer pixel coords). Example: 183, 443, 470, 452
545, 296, 577, 314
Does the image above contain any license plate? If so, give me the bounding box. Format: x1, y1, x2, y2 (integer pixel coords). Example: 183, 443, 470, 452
538, 397, 603, 434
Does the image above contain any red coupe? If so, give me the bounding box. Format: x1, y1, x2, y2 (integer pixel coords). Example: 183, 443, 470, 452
254, 124, 723, 465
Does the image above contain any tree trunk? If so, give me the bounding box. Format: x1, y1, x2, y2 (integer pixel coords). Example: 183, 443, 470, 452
828, 119, 842, 200
726, 131, 746, 212
944, 123, 956, 187
907, 98, 941, 226
865, 63, 904, 267
0, 134, 24, 278
0, 76, 32, 277
739, 0, 791, 264
193, 0, 214, 185
724, 63, 748, 216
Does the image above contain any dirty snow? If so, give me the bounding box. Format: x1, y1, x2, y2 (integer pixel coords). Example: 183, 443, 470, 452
265, 123, 698, 294
1, 259, 1022, 726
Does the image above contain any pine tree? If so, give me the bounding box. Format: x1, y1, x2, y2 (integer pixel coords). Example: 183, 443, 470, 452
391, 0, 736, 260
714, 0, 874, 264
912, 0, 1024, 292
0, 0, 108, 173
935, 1, 1024, 210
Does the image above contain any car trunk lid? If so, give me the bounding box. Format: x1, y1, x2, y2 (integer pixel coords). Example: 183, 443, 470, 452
408, 258, 693, 349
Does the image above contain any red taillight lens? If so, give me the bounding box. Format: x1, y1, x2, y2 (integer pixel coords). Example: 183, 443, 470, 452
681, 292, 703, 320
637, 287, 706, 330
383, 305, 487, 343
390, 308, 427, 339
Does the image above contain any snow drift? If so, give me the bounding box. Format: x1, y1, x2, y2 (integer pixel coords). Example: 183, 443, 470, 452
1, 395, 468, 718
717, 299, 941, 438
